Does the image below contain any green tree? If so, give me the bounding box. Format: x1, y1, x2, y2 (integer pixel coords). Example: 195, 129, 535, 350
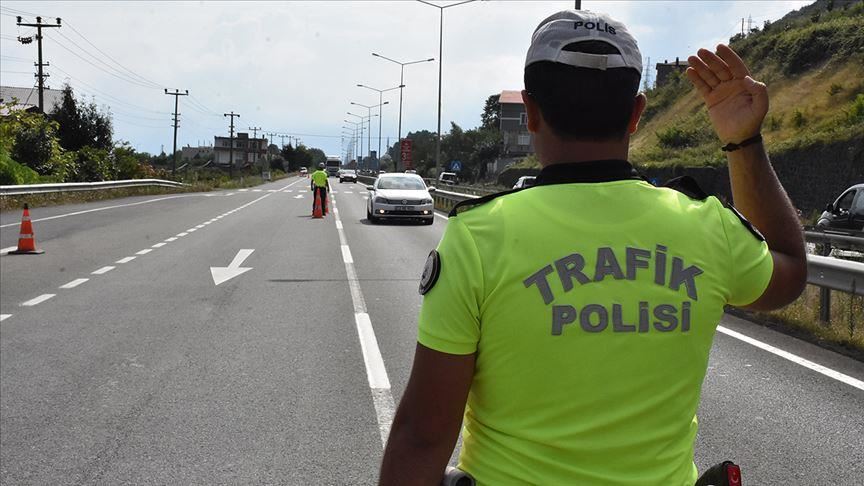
1, 102, 72, 181
71, 146, 113, 182
481, 94, 501, 130
51, 83, 113, 152
112, 143, 147, 179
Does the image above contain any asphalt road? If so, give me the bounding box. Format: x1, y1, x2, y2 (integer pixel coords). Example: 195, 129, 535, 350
1, 176, 862, 485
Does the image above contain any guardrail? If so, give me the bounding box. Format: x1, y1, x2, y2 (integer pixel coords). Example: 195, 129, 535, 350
0, 179, 187, 196
804, 230, 864, 253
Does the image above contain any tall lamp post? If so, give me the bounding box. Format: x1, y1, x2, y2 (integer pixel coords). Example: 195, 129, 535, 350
371, 53, 434, 167
347, 112, 379, 169
417, 0, 480, 177
357, 84, 402, 170
350, 102, 388, 169
343, 123, 360, 162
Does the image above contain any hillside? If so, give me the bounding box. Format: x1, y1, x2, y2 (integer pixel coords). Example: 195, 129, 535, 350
630, 0, 864, 170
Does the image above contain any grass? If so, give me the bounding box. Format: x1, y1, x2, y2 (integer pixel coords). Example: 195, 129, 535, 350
0, 171, 294, 212
749, 285, 864, 358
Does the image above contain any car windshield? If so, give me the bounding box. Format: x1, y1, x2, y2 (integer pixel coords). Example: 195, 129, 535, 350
377, 177, 425, 190
343, 170, 355, 175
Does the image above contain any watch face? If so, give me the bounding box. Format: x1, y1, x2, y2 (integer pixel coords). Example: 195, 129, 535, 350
419, 250, 441, 295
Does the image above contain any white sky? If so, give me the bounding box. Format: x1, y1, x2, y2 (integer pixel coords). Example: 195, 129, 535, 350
0, 0, 813, 157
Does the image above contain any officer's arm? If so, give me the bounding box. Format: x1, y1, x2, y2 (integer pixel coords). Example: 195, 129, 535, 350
687, 44, 806, 310
379, 344, 475, 486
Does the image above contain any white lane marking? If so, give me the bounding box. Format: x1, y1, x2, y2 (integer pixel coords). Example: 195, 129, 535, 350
91, 266, 115, 275
717, 326, 864, 391
210, 249, 255, 286
195, 225, 205, 229
60, 278, 89, 289
116, 256, 136, 264
335, 221, 343, 230
1, 246, 18, 256
331, 195, 394, 447
299, 190, 308, 193
152, 242, 167, 248
226, 193, 236, 196
239, 189, 249, 192
187, 228, 197, 232
294, 195, 303, 199
0, 314, 11, 322
286, 190, 294, 193
268, 190, 277, 192
22, 294, 55, 306
0, 194, 204, 229
164, 237, 178, 242
176, 232, 188, 237
341, 245, 354, 263
253, 189, 262, 192
136, 249, 153, 255
435, 211, 449, 220
333, 208, 339, 214
331, 191, 338, 194
363, 196, 368, 200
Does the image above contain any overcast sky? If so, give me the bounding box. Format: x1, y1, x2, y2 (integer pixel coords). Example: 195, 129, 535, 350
1, 0, 812, 157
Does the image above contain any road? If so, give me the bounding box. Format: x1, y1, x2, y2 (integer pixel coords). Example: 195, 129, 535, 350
1, 176, 862, 484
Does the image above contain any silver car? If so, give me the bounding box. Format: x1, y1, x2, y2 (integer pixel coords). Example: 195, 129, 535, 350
366, 173, 435, 225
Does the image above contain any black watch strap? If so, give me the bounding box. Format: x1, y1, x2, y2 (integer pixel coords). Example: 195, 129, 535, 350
721, 133, 762, 152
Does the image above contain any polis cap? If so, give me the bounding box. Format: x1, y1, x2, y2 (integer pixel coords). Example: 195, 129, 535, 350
525, 10, 642, 76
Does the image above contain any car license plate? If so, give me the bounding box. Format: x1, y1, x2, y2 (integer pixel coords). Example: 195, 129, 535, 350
395, 206, 412, 211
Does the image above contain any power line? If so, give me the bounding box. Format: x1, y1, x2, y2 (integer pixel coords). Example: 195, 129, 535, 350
51, 63, 167, 114
45, 30, 160, 89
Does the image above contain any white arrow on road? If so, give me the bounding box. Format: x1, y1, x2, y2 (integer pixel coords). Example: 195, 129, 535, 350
210, 249, 254, 286
294, 194, 303, 199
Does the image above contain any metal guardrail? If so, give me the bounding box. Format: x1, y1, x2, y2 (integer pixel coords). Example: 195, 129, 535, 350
0, 179, 187, 196
807, 255, 864, 296
804, 230, 864, 252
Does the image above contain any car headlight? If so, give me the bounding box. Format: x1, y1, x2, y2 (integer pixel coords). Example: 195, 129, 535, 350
423, 198, 433, 204
374, 196, 386, 204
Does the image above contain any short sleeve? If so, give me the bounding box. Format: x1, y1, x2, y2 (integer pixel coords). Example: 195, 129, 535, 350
719, 204, 774, 307
417, 218, 482, 355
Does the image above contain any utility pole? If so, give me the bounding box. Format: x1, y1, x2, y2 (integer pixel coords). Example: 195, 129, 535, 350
165, 89, 189, 177
16, 16, 61, 113
265, 132, 278, 172
279, 134, 288, 149
223, 111, 240, 179
248, 126, 261, 139
574, 0, 581, 9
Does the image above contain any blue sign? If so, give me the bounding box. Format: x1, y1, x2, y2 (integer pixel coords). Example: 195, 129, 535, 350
449, 160, 462, 172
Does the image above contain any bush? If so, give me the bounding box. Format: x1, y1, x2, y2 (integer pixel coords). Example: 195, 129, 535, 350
71, 146, 113, 182
845, 94, 864, 126
828, 83, 843, 96
792, 109, 807, 128
0, 145, 41, 185
656, 125, 706, 148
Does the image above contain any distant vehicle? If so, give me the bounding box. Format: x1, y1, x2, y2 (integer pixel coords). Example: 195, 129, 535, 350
404, 169, 417, 174
513, 176, 537, 189
339, 169, 357, 183
366, 173, 435, 225
379, 170, 387, 174
299, 167, 308, 175
817, 183, 864, 232
325, 156, 341, 176
438, 172, 458, 185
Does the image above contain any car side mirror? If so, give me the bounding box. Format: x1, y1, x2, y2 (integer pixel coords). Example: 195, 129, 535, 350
427, 186, 436, 193
826, 203, 834, 212
366, 186, 374, 191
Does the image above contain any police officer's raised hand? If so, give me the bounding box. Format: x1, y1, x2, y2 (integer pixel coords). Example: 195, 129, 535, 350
685, 44, 767, 144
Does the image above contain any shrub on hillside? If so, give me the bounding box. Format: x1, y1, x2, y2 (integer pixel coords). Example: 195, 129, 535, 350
71, 146, 114, 182
846, 94, 864, 126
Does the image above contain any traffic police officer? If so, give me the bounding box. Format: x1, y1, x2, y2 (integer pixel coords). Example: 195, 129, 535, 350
310, 162, 330, 214
380, 10, 806, 486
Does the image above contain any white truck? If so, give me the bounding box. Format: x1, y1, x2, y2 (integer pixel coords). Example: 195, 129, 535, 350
325, 156, 341, 177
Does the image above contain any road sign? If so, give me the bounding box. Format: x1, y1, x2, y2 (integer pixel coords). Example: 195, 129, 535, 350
450, 160, 462, 172
400, 139, 413, 169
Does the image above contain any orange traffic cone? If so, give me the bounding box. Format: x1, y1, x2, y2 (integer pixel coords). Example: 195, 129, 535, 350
10, 204, 44, 254
313, 190, 323, 218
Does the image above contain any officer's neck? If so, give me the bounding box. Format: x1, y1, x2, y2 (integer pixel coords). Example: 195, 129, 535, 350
535, 134, 630, 167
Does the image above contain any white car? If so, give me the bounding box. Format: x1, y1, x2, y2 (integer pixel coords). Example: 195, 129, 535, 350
513, 176, 537, 189
366, 173, 435, 225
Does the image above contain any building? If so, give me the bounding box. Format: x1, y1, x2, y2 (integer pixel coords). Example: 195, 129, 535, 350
655, 58, 689, 88
213, 132, 267, 168
181, 145, 213, 161
0, 85, 64, 115
498, 90, 533, 157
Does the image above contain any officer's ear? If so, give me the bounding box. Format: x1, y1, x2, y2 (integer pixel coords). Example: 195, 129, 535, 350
627, 92, 647, 135
522, 90, 542, 134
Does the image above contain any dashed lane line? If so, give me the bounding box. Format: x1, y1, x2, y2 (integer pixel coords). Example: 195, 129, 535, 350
91, 266, 115, 275
0, 246, 17, 256
116, 256, 136, 264
21, 294, 55, 307
176, 232, 189, 237
164, 237, 178, 242
59, 278, 89, 289
330, 194, 395, 447
0, 314, 11, 322
152, 242, 167, 248
136, 249, 153, 255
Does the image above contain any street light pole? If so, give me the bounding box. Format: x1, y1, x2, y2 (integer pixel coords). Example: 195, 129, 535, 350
417, 0, 479, 177
357, 84, 401, 170
372, 53, 435, 169
345, 115, 364, 165
350, 102, 388, 169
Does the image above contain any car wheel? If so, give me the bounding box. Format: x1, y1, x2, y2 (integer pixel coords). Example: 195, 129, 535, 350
367, 208, 378, 223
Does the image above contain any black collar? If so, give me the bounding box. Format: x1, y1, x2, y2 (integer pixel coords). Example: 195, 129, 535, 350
534, 159, 642, 186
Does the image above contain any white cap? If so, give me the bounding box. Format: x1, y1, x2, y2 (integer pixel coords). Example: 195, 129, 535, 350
525, 10, 642, 76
